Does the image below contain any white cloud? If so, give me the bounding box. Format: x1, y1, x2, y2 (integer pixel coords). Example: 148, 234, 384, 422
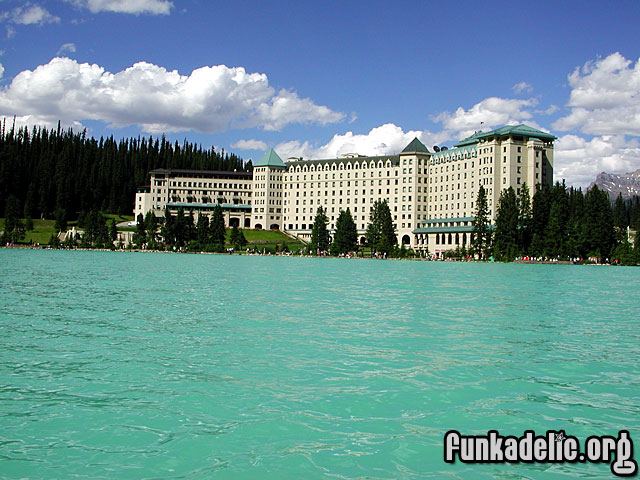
6, 26, 16, 39
554, 134, 640, 187
274, 123, 450, 160
0, 57, 344, 133
57, 43, 76, 55
0, 63, 4, 80
10, 4, 60, 25
432, 97, 538, 139
512, 81, 533, 94
69, 0, 173, 15
231, 139, 268, 151
553, 52, 640, 136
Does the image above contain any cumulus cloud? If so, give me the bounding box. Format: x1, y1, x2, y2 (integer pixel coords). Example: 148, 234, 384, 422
554, 134, 640, 187
0, 63, 4, 80
432, 97, 538, 139
0, 57, 344, 133
512, 81, 533, 94
553, 52, 640, 136
57, 43, 76, 55
9, 4, 60, 25
274, 123, 450, 160
68, 0, 173, 15
231, 139, 268, 151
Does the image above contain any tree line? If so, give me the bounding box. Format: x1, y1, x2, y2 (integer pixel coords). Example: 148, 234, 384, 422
132, 206, 246, 252
308, 200, 409, 258
473, 183, 640, 265
0, 120, 249, 222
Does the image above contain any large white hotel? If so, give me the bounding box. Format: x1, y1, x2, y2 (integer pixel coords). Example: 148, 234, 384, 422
134, 124, 555, 254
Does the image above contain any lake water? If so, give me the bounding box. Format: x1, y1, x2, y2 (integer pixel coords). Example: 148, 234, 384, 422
0, 249, 638, 479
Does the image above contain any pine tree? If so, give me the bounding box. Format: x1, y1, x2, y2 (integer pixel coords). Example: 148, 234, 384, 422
331, 208, 358, 255
517, 183, 532, 254
134, 212, 146, 246
196, 214, 210, 246
230, 225, 247, 251
161, 207, 175, 246
493, 187, 519, 260
109, 218, 117, 242
209, 205, 226, 250
613, 193, 627, 228
2, 195, 26, 243
144, 211, 158, 245
543, 182, 569, 258
366, 200, 396, 255
310, 206, 330, 253
584, 185, 615, 259
54, 207, 67, 232
530, 185, 551, 256
471, 186, 491, 259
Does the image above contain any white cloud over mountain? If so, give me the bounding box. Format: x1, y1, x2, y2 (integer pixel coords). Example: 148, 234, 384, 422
69, 0, 173, 15
554, 52, 640, 136
0, 57, 344, 133
554, 134, 640, 187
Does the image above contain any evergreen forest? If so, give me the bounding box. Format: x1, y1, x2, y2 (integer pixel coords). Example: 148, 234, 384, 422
0, 120, 249, 219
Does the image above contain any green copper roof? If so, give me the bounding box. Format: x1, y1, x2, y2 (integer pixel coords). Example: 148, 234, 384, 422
453, 124, 556, 147
477, 124, 557, 141
402, 138, 429, 153
454, 131, 485, 147
254, 149, 285, 167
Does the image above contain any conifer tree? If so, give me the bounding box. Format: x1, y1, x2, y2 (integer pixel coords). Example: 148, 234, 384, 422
209, 205, 226, 249
230, 225, 247, 251
134, 212, 146, 246
2, 195, 25, 243
471, 186, 491, 259
331, 208, 358, 255
543, 182, 569, 258
54, 207, 67, 232
109, 218, 117, 242
366, 200, 396, 255
530, 185, 551, 256
517, 183, 532, 254
613, 193, 627, 229
310, 206, 330, 253
493, 187, 519, 260
196, 214, 210, 246
161, 207, 175, 246
584, 185, 615, 259
144, 211, 158, 244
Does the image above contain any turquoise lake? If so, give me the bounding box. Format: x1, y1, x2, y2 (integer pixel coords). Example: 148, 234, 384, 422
0, 249, 638, 479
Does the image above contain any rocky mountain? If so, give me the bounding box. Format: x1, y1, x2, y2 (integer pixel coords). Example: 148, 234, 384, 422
589, 169, 640, 199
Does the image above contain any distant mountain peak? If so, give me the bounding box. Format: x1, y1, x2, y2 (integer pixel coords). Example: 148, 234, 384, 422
589, 169, 640, 199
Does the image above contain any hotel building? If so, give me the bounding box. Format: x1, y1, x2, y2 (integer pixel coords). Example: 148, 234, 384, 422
134, 124, 555, 253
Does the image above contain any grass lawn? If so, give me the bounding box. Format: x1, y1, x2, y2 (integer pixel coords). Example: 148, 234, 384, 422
0, 218, 56, 245
103, 213, 134, 222
225, 228, 305, 252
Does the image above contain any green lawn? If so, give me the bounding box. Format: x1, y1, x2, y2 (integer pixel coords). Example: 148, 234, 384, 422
103, 213, 134, 222
1, 217, 305, 251
225, 228, 305, 252
0, 218, 57, 245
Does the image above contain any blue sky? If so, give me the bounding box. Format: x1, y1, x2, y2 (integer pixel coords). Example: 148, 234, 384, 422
1, 0, 639, 186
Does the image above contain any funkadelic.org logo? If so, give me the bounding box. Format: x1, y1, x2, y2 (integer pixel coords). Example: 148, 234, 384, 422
444, 429, 638, 477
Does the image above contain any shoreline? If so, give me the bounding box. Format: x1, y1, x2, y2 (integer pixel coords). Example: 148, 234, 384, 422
1, 244, 619, 265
